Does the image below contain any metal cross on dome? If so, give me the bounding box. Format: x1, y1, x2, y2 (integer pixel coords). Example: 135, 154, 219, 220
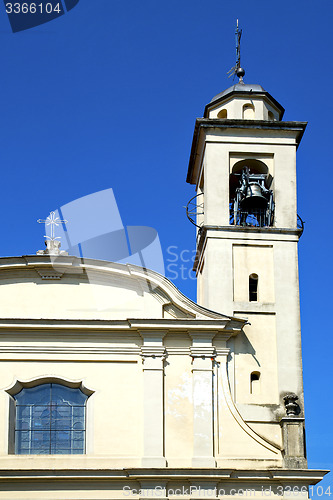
37, 211, 68, 241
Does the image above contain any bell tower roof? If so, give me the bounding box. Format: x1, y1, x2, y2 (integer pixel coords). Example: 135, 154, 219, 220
210, 83, 265, 102
204, 81, 285, 119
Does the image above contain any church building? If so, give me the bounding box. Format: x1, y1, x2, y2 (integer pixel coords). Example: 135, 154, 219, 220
0, 66, 328, 498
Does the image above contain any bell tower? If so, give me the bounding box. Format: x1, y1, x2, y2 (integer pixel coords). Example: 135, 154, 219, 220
186, 64, 309, 466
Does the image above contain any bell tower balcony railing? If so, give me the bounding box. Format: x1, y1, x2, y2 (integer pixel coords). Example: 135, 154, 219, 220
229, 205, 274, 228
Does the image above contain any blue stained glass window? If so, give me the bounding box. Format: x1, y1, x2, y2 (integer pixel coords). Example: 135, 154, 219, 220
14, 383, 88, 455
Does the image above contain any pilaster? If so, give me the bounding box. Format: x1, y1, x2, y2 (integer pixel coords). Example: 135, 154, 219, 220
189, 331, 216, 467
140, 330, 167, 467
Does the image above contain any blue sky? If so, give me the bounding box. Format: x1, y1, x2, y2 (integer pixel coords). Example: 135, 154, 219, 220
0, 0, 331, 492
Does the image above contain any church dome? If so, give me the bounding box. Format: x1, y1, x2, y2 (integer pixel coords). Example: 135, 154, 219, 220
204, 81, 284, 121
209, 83, 266, 105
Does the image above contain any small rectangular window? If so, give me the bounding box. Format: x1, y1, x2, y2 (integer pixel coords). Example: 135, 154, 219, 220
249, 274, 258, 302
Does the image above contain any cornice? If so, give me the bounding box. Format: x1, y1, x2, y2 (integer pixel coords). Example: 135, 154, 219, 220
0, 317, 243, 334
187, 119, 307, 185
0, 467, 327, 484
0, 345, 232, 358
193, 225, 301, 271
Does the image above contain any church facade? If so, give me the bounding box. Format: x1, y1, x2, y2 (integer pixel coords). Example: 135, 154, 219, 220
0, 76, 328, 498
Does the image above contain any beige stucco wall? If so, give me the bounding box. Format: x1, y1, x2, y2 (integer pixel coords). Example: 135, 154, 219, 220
193, 106, 304, 410
0, 258, 286, 482
233, 313, 278, 405
208, 96, 280, 121
233, 245, 275, 303
0, 274, 162, 320
0, 357, 143, 457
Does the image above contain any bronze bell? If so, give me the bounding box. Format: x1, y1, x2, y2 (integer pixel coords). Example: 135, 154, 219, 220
241, 183, 268, 210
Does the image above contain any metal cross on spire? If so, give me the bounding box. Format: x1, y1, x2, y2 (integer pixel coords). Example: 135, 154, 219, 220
37, 211, 68, 241
227, 20, 245, 82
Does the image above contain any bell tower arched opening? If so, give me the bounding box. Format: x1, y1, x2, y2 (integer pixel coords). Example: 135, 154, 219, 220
229, 159, 274, 227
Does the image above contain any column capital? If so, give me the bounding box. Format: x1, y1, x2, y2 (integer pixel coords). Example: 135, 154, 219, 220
215, 347, 230, 357
189, 330, 217, 359
140, 330, 167, 364
139, 330, 168, 341
190, 346, 216, 358
188, 330, 218, 343
140, 345, 166, 360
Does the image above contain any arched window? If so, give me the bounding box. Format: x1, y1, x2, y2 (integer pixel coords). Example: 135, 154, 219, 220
243, 104, 255, 119
249, 273, 258, 302
268, 110, 275, 121
13, 383, 89, 455
250, 372, 261, 395
217, 108, 227, 119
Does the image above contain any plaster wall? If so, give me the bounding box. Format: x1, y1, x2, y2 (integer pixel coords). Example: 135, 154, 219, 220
0, 359, 143, 458
196, 231, 302, 412
233, 313, 279, 405
0, 277, 164, 320
164, 354, 193, 466
233, 245, 275, 303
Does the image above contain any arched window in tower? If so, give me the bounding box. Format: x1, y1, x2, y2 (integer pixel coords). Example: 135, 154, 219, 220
249, 273, 258, 302
250, 372, 261, 395
268, 111, 275, 121
243, 104, 255, 119
12, 382, 90, 455
217, 108, 227, 119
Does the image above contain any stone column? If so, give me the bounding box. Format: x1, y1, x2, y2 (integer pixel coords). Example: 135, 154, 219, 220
140, 330, 167, 467
190, 331, 216, 467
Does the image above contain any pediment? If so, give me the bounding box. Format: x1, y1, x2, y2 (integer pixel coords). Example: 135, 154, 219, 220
0, 256, 234, 323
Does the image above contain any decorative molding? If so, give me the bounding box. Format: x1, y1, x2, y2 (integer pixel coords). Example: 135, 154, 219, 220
0, 465, 327, 483
215, 348, 230, 357
283, 393, 300, 416
35, 269, 64, 280
190, 346, 216, 358
0, 468, 327, 484
5, 375, 94, 397
0, 318, 242, 334
140, 346, 166, 359
0, 346, 141, 356
0, 345, 233, 358
0, 345, 230, 358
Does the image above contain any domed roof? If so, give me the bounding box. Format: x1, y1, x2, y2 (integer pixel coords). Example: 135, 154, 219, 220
210, 83, 266, 104
204, 81, 284, 119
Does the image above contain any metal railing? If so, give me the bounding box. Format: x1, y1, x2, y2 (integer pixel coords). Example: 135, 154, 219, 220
230, 208, 273, 227
297, 214, 304, 236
